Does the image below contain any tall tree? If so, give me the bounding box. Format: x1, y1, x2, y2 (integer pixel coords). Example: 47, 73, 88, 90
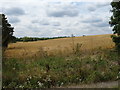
1, 14, 14, 51
109, 1, 120, 54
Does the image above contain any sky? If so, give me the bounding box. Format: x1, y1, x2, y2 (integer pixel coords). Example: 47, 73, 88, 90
0, 0, 115, 37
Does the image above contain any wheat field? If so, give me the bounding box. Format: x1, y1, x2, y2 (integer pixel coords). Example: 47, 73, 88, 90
4, 34, 115, 58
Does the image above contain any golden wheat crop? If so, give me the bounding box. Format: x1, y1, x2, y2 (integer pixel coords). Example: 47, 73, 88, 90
4, 34, 115, 58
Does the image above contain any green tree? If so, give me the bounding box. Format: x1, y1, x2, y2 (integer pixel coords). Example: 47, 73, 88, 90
109, 1, 120, 53
1, 14, 14, 51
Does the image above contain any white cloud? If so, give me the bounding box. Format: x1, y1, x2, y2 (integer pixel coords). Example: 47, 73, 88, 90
9, 16, 20, 23
4, 7, 25, 16
0, 0, 113, 37
46, 3, 80, 17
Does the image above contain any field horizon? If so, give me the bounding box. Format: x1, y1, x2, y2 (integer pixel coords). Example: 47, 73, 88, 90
4, 34, 115, 59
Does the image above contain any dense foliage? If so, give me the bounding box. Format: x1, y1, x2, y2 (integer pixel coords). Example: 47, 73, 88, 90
2, 14, 15, 51
109, 1, 120, 53
15, 36, 69, 42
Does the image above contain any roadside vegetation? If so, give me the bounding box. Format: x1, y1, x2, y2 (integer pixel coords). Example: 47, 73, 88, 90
2, 40, 119, 88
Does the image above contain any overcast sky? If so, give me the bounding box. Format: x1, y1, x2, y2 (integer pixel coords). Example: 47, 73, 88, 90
0, 0, 114, 37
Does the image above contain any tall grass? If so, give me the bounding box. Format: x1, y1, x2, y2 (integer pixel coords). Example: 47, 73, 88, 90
2, 34, 119, 88
4, 34, 114, 59
2, 49, 119, 88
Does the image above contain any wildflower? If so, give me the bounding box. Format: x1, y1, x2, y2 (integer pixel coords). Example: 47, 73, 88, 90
61, 82, 64, 85
29, 76, 32, 79
79, 79, 82, 82
38, 81, 43, 87
116, 76, 119, 79
43, 71, 47, 74
27, 77, 29, 81
47, 78, 51, 82
19, 85, 24, 88
13, 68, 16, 70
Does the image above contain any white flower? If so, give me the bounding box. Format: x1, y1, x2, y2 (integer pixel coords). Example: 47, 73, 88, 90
47, 78, 51, 81
19, 85, 24, 88
29, 76, 32, 79
117, 75, 119, 79
27, 78, 29, 81
79, 79, 82, 81
61, 82, 64, 85
38, 81, 43, 87
13, 68, 16, 70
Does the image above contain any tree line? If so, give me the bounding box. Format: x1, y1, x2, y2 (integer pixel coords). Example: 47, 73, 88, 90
15, 36, 69, 42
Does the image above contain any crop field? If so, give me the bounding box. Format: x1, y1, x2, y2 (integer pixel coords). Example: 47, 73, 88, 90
5, 34, 114, 58
3, 34, 119, 88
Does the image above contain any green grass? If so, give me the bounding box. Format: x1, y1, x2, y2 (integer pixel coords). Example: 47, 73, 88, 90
2, 49, 119, 88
